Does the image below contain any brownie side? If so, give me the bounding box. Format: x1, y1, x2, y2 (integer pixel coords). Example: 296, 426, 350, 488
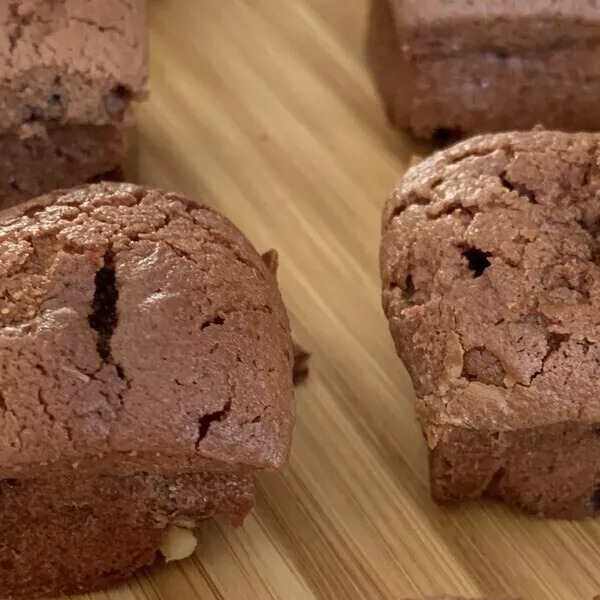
0, 468, 254, 599
380, 130, 600, 515
366, 0, 412, 131
0, 0, 147, 135
392, 0, 600, 56
401, 47, 600, 138
0, 123, 126, 209
431, 422, 600, 518
0, 183, 294, 477
372, 0, 600, 137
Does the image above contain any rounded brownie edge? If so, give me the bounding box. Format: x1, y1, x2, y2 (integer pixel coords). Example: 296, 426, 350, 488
0, 182, 294, 476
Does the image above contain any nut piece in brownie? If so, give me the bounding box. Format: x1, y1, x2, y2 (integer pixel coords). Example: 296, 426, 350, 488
381, 130, 600, 518
0, 182, 294, 598
367, 0, 600, 139
0, 0, 147, 207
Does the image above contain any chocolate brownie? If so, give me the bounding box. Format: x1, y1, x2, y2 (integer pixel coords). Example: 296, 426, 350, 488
0, 0, 147, 207
381, 130, 600, 518
367, 0, 600, 139
0, 182, 294, 597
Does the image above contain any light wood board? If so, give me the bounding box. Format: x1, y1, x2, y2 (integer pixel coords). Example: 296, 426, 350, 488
72, 1, 600, 599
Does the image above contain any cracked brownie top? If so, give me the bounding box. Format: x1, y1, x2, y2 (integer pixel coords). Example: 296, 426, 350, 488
381, 130, 600, 445
0, 182, 294, 478
0, 0, 147, 136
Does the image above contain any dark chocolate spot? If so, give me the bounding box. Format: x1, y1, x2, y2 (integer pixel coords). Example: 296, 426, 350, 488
432, 128, 462, 147
22, 105, 41, 123
292, 341, 311, 385
462, 248, 491, 277
200, 315, 225, 330
591, 487, 600, 511
546, 332, 568, 353
403, 274, 415, 300
104, 84, 132, 117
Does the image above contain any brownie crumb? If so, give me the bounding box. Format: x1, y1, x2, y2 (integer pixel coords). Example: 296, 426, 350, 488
292, 342, 311, 385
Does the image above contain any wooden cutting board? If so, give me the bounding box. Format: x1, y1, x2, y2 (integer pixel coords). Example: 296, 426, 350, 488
72, 1, 600, 599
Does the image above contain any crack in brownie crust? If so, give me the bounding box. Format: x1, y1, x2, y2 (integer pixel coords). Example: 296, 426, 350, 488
0, 182, 294, 476
381, 130, 600, 517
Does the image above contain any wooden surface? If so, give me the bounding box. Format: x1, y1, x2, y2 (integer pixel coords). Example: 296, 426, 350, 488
74, 2, 600, 599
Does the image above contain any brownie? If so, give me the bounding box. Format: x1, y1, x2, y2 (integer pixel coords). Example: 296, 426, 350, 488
0, 0, 147, 208
0, 182, 294, 597
380, 130, 600, 518
367, 0, 600, 139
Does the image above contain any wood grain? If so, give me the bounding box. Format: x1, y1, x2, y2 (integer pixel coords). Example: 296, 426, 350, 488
70, 1, 600, 599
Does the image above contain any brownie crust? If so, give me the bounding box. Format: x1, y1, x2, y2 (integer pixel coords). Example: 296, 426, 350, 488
368, 0, 600, 138
0, 0, 147, 134
380, 130, 600, 517
0, 182, 294, 477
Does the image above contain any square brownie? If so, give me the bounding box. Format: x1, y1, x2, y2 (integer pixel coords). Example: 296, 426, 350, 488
0, 0, 147, 208
367, 0, 600, 138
